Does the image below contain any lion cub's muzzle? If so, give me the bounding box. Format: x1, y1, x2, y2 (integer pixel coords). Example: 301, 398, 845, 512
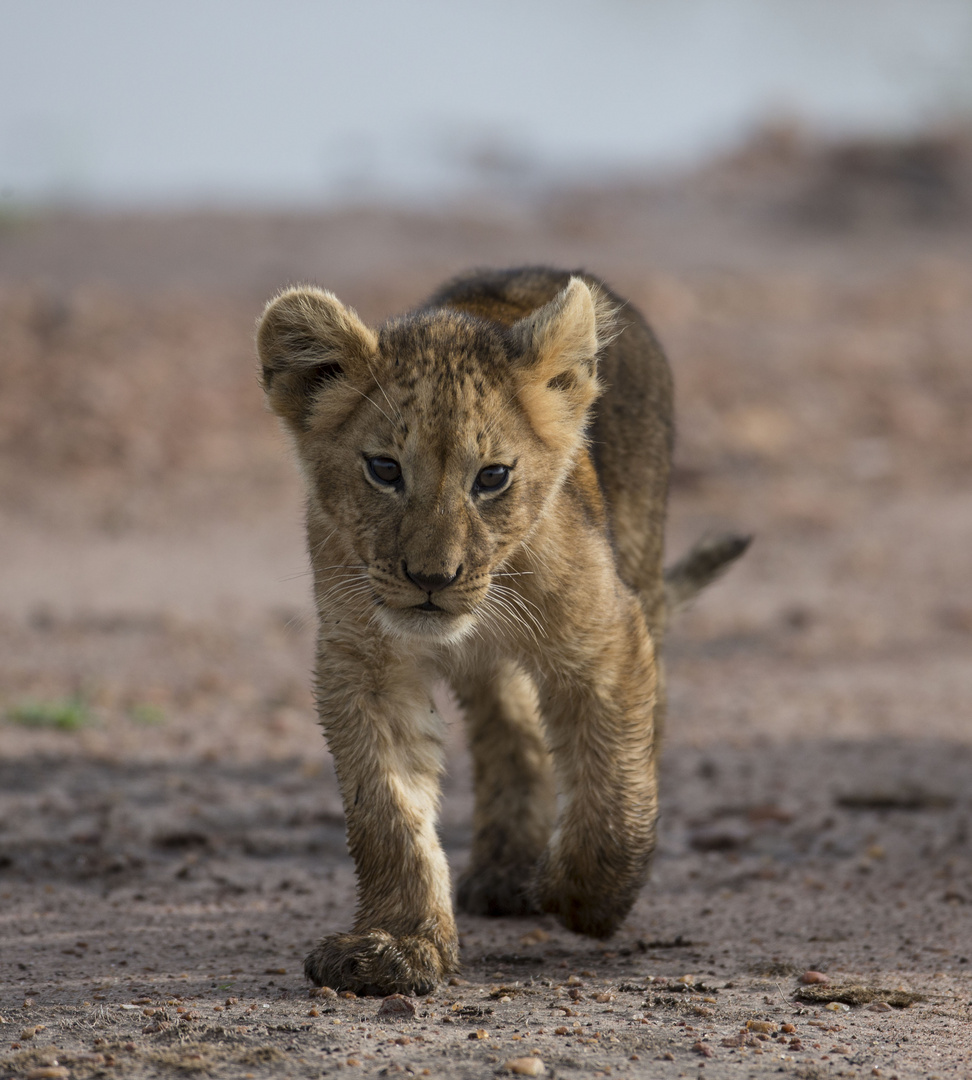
403, 561, 463, 610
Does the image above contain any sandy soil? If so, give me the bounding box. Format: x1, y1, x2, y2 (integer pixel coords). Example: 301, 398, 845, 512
1, 134, 971, 1079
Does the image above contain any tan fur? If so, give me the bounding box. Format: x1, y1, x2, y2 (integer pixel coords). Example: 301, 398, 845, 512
257, 266, 744, 996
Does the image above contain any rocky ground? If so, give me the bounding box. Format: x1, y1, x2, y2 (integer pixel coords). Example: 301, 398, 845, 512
1, 132, 971, 1078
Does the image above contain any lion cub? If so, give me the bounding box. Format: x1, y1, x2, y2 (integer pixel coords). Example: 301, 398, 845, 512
258, 267, 745, 996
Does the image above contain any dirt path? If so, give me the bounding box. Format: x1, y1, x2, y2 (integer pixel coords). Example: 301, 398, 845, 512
2, 137, 971, 1077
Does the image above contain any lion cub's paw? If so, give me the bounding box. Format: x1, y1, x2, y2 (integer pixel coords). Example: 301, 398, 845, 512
304, 930, 456, 997
456, 862, 541, 917
533, 863, 630, 940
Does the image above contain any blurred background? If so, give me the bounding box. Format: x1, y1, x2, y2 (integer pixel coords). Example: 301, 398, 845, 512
1, 0, 971, 757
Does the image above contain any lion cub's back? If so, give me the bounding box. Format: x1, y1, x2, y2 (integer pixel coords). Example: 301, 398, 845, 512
425, 267, 673, 603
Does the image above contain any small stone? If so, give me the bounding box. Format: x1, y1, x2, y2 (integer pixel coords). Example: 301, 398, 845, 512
468, 1029, 488, 1040
677, 974, 695, 984
520, 929, 550, 946
868, 1001, 892, 1013
565, 975, 583, 987
825, 1001, 850, 1012
593, 992, 614, 1003
800, 971, 829, 984
448, 976, 470, 986
746, 1020, 775, 1034
310, 985, 338, 999
554, 1026, 569, 1036
377, 994, 416, 1019
26, 1070, 69, 1080
691, 1041, 714, 1058
346, 1058, 361, 1066
340, 990, 357, 999
781, 1023, 796, 1033
503, 1057, 546, 1076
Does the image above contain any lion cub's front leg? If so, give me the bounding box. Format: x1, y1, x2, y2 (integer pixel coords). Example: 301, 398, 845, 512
304, 642, 457, 996
531, 580, 660, 939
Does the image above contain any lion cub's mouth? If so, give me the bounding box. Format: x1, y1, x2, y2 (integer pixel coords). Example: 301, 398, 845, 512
375, 599, 477, 645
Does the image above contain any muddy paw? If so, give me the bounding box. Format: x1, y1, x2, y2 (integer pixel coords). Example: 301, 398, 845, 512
532, 859, 632, 939
456, 862, 540, 917
303, 930, 456, 996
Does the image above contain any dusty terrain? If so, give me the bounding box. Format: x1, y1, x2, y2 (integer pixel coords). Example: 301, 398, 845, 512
1, 133, 971, 1078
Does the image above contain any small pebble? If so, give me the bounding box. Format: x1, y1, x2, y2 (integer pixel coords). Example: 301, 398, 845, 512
468, 1029, 488, 1040
868, 1001, 892, 1013
377, 994, 416, 1019
781, 1023, 796, 1033
691, 1040, 714, 1058
825, 1001, 850, 1012
746, 1020, 775, 1034
310, 986, 338, 1000
503, 1058, 546, 1076
800, 971, 829, 984
26, 1070, 69, 1080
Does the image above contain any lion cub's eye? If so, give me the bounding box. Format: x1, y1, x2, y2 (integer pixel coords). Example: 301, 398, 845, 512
367, 456, 402, 486
475, 464, 510, 492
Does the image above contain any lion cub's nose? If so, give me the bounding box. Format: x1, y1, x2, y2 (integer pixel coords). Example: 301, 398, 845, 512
403, 563, 462, 594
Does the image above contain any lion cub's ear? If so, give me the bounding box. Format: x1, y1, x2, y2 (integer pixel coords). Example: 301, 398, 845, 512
257, 286, 378, 430
512, 277, 617, 451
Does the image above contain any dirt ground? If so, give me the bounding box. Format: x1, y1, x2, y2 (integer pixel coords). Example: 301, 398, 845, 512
1, 133, 971, 1079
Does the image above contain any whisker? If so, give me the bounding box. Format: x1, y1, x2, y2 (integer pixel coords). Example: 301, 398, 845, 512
346, 384, 396, 427
364, 359, 406, 428
488, 581, 546, 637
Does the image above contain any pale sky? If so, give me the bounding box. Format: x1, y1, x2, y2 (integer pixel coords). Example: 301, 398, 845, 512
2, 0, 971, 206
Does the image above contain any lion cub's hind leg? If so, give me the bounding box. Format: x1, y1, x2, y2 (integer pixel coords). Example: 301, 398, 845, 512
453, 659, 556, 917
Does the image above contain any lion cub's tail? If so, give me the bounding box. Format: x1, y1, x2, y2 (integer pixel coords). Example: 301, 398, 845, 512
664, 533, 752, 614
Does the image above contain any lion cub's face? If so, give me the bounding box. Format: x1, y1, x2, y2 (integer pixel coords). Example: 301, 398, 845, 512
258, 279, 611, 645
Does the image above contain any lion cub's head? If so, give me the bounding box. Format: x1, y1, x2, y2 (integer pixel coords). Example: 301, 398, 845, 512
258, 278, 615, 645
